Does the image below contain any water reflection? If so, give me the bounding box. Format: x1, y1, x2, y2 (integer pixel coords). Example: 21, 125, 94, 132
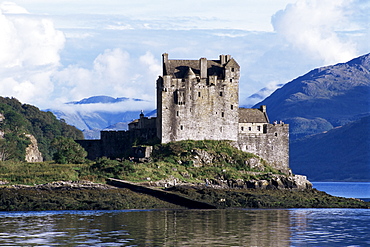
0, 209, 291, 246
0, 209, 368, 246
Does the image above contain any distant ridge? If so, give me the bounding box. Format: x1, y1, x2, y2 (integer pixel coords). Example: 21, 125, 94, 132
67, 96, 143, 105
290, 115, 370, 181
253, 53, 370, 139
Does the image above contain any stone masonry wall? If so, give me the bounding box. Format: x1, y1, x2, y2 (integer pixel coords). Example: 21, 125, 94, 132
234, 123, 290, 174
157, 56, 240, 143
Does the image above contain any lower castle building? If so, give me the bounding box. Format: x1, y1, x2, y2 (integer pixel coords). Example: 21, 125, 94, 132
77, 54, 289, 173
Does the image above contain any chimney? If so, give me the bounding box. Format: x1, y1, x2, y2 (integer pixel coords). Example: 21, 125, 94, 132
225, 55, 231, 63
200, 57, 207, 79
260, 105, 266, 113
220, 55, 226, 66
162, 53, 168, 75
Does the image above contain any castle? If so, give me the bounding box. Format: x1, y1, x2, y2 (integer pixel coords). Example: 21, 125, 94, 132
77, 54, 289, 173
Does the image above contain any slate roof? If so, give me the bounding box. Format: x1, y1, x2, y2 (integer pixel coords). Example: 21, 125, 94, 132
239, 108, 268, 123
164, 58, 238, 79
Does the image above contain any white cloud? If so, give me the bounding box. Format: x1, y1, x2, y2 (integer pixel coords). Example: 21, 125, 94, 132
55, 100, 154, 115
0, 2, 65, 107
272, 0, 358, 65
53, 49, 157, 109
0, 0, 368, 114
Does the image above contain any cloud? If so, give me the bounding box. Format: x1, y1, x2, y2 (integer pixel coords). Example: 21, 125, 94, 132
0, 2, 65, 106
242, 81, 283, 107
55, 100, 155, 115
272, 0, 358, 65
53, 49, 158, 110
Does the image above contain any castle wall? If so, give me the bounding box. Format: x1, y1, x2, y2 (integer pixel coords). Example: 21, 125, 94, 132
235, 123, 290, 174
76, 139, 103, 160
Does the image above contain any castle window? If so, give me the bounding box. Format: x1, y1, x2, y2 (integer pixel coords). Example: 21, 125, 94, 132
219, 92, 223, 96
241, 127, 244, 131
248, 127, 252, 131
230, 79, 232, 82
180, 125, 183, 130
221, 112, 224, 117
198, 92, 201, 97
275, 133, 278, 137
231, 105, 233, 110
231, 68, 235, 72
176, 111, 179, 116
257, 126, 261, 131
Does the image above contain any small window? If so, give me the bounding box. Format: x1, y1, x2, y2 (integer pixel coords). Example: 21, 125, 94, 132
219, 92, 223, 96
231, 68, 235, 72
275, 133, 278, 137
176, 111, 179, 116
248, 127, 251, 131
198, 92, 201, 97
231, 105, 233, 110
220, 127, 222, 132
230, 79, 232, 82
221, 112, 224, 117
257, 126, 261, 131
180, 125, 183, 130
241, 127, 244, 131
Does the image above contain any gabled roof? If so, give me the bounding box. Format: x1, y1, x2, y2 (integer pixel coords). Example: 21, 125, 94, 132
225, 58, 239, 69
239, 108, 269, 123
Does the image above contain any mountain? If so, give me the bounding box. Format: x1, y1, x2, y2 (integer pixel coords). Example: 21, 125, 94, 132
290, 115, 370, 181
243, 83, 284, 108
67, 96, 143, 105
252, 53, 370, 181
49, 96, 156, 139
253, 53, 370, 139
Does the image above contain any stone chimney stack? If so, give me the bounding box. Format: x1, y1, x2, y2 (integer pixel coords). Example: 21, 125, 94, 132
220, 55, 226, 66
225, 55, 231, 63
200, 57, 207, 79
260, 105, 267, 113
162, 53, 169, 75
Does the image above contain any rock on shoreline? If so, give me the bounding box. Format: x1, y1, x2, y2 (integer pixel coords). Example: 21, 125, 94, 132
143, 174, 312, 190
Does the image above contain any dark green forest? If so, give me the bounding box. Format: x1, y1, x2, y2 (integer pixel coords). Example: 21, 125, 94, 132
0, 97, 83, 161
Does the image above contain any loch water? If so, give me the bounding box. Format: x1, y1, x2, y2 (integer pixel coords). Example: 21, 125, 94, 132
0, 182, 369, 246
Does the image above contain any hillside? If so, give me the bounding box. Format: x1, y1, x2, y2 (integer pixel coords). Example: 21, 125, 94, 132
0, 97, 83, 161
290, 115, 370, 181
252, 53, 370, 181
253, 53, 370, 139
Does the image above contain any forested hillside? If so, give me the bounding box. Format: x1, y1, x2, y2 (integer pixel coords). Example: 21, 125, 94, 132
0, 97, 83, 161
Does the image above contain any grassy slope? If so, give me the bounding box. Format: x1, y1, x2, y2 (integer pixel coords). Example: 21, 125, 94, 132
0, 140, 368, 210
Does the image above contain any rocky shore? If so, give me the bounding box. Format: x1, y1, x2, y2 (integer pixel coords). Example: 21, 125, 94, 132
144, 174, 312, 190
0, 180, 369, 211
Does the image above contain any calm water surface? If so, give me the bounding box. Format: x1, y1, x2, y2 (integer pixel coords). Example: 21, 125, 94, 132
313, 182, 370, 201
0, 208, 369, 246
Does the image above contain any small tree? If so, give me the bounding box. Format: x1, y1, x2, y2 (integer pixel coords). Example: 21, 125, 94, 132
51, 137, 87, 164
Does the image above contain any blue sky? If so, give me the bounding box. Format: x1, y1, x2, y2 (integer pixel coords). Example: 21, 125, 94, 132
0, 0, 369, 113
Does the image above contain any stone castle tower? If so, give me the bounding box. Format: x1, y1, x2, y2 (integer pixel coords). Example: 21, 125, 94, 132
157, 54, 240, 143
